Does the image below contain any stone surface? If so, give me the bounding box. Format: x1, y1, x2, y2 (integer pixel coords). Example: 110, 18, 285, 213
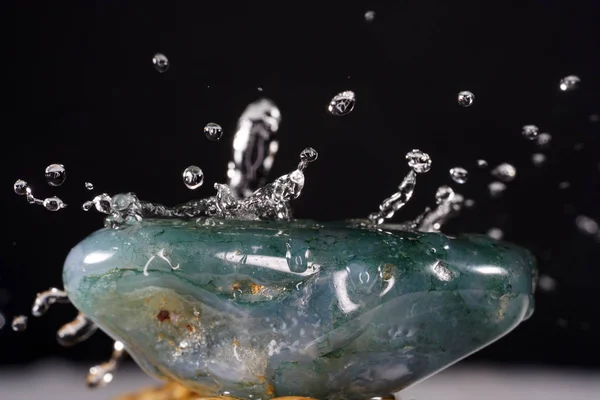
63, 219, 536, 400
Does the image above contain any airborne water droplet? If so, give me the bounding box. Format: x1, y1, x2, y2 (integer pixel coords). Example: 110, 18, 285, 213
488, 181, 507, 198
487, 227, 504, 240
204, 122, 223, 141
45, 164, 66, 186
491, 163, 517, 182
522, 125, 539, 140
449, 167, 468, 184
559, 75, 580, 92
406, 149, 432, 173
13, 179, 30, 195
183, 166, 204, 190
328, 91, 356, 116
532, 153, 546, 167
457, 91, 474, 107
85, 182, 94, 190
11, 315, 28, 332
364, 10, 376, 22
152, 53, 169, 73
477, 159, 488, 168
43, 196, 66, 211
300, 147, 318, 163
536, 132, 552, 148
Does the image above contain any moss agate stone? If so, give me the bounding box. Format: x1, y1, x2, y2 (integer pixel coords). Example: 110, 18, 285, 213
62, 219, 536, 399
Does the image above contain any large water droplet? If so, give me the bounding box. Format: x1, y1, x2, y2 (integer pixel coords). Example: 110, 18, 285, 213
406, 149, 431, 173
575, 215, 598, 235
328, 91, 356, 116
152, 53, 169, 73
204, 122, 223, 141
491, 163, 517, 182
45, 164, 66, 187
364, 10, 376, 21
57, 312, 97, 347
449, 167, 468, 184
457, 91, 474, 107
559, 75, 580, 92
488, 181, 507, 198
183, 166, 204, 190
43, 196, 66, 211
11, 315, 27, 332
522, 125, 539, 140
13, 179, 30, 196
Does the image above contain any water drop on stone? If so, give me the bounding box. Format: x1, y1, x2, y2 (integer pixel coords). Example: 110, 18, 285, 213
457, 91, 474, 107
435, 186, 455, 204
449, 167, 468, 184
183, 166, 204, 190
465, 199, 475, 208
328, 91, 356, 116
532, 153, 546, 166
406, 149, 432, 173
559, 75, 580, 92
45, 164, 66, 186
152, 53, 169, 73
257, 86, 263, 92
85, 182, 94, 190
82, 201, 93, 211
364, 10, 376, 22
522, 125, 539, 140
536, 132, 552, 148
204, 122, 223, 141
491, 163, 517, 182
477, 159, 488, 168
11, 315, 27, 332
487, 228, 504, 240
43, 196, 66, 211
13, 179, 29, 195
488, 181, 507, 198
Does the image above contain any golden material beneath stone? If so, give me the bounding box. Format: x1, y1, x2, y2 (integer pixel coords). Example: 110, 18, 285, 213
114, 382, 318, 400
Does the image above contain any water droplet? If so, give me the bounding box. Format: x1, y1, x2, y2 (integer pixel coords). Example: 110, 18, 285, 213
532, 153, 546, 166
43, 196, 66, 211
457, 91, 474, 107
522, 125, 539, 140
464, 199, 476, 208
57, 312, 97, 346
152, 53, 169, 73
449, 167, 468, 184
536, 132, 552, 148
538, 274, 557, 292
111, 193, 136, 211
183, 166, 204, 190
300, 147, 318, 163
558, 181, 570, 190
11, 315, 27, 332
576, 215, 598, 235
487, 227, 504, 240
45, 164, 66, 186
406, 149, 431, 173
13, 179, 30, 196
435, 186, 455, 204
488, 181, 507, 198
85, 182, 94, 190
204, 122, 223, 141
491, 163, 517, 182
590, 113, 599, 123
559, 75, 580, 92
328, 91, 356, 116
364, 10, 376, 21
477, 159, 488, 168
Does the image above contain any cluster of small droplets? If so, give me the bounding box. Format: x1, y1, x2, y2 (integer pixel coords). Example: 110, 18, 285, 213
559, 75, 580, 92
204, 122, 223, 141
449, 167, 468, 184
152, 53, 169, 73
328, 91, 356, 116
13, 179, 67, 212
57, 312, 97, 347
457, 91, 475, 107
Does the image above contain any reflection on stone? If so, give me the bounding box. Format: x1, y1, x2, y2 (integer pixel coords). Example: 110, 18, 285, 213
63, 218, 535, 400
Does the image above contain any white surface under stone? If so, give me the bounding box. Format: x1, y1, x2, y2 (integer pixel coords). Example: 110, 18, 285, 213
0, 360, 599, 400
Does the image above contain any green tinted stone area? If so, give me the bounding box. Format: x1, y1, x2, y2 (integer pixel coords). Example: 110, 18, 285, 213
63, 218, 536, 399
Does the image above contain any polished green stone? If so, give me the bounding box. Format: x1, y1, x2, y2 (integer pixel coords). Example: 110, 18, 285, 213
62, 219, 535, 399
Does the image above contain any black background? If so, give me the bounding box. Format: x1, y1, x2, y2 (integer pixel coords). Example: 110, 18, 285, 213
2, 0, 600, 370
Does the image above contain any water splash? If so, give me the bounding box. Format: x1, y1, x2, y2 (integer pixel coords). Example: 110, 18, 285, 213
32, 288, 70, 317
559, 75, 580, 91
491, 163, 517, 182
227, 98, 282, 199
87, 341, 127, 388
522, 125, 539, 140
57, 312, 98, 346
364, 10, 376, 22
